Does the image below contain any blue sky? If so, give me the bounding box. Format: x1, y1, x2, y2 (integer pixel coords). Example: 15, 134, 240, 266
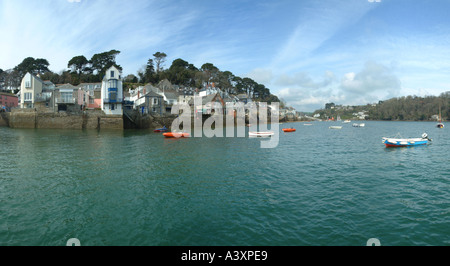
1, 0, 450, 111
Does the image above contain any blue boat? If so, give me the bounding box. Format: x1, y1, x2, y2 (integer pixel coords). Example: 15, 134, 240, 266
382, 133, 431, 147
154, 126, 168, 132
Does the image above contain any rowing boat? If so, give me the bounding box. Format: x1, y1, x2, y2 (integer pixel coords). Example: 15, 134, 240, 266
382, 133, 431, 147
249, 131, 274, 137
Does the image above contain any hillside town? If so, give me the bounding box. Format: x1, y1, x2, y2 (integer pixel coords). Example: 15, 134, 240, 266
0, 65, 307, 123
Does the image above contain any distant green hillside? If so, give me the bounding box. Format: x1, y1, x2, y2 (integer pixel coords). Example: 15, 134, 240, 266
314, 92, 450, 121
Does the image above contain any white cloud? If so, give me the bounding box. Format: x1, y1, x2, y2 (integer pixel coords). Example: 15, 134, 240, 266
246, 68, 273, 85
275, 71, 335, 89
272, 61, 402, 111
340, 61, 401, 99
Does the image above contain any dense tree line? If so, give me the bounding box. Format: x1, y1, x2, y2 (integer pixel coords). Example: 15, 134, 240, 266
1, 50, 279, 103
315, 92, 450, 121
367, 93, 450, 121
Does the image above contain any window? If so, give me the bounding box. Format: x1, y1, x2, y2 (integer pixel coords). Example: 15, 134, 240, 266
153, 98, 158, 105
111, 104, 115, 110
108, 88, 117, 102
110, 71, 115, 78
108, 80, 118, 89
24, 92, 32, 101
25, 81, 31, 88
61, 92, 73, 103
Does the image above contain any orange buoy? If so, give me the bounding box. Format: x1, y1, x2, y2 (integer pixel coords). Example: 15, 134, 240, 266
282, 128, 296, 132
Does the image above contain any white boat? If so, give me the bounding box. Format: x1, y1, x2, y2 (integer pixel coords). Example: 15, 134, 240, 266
249, 131, 274, 137
329, 126, 342, 129
342, 120, 351, 123
353, 123, 365, 127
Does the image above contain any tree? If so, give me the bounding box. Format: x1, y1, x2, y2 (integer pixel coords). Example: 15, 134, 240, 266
200, 63, 219, 85
2, 69, 22, 90
68, 55, 89, 75
14, 57, 50, 77
217, 71, 235, 94
0, 68, 5, 90
167, 58, 195, 86
153, 52, 167, 73
144, 59, 156, 83
34, 58, 50, 74
90, 50, 121, 78
124, 74, 138, 83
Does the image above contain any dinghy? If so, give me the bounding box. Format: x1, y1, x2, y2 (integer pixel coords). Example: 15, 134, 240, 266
163, 132, 190, 138
249, 132, 274, 137
154, 126, 168, 132
382, 133, 431, 147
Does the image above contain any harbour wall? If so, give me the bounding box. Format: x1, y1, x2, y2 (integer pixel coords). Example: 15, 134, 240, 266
5, 109, 123, 130
0, 112, 9, 127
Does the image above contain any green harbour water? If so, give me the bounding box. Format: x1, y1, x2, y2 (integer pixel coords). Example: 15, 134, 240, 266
0, 121, 449, 246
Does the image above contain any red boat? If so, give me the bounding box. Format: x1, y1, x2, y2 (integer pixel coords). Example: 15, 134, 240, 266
163, 132, 190, 138
282, 128, 296, 132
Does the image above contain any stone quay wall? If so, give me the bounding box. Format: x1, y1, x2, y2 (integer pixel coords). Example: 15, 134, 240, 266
5, 109, 123, 130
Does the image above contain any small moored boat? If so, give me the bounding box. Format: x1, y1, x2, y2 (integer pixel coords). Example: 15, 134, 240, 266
282, 128, 296, 132
329, 126, 342, 129
437, 104, 444, 128
163, 132, 190, 138
382, 133, 431, 147
249, 131, 274, 137
154, 126, 168, 132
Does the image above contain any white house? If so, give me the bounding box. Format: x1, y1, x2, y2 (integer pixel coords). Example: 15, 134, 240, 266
101, 66, 123, 115
20, 73, 43, 108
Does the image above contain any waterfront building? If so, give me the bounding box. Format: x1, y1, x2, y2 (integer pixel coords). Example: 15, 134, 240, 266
129, 85, 165, 116
0, 92, 18, 111
236, 94, 252, 104
78, 83, 101, 109
19, 73, 44, 108
19, 73, 55, 109
52, 83, 78, 112
188, 93, 225, 115
101, 66, 123, 115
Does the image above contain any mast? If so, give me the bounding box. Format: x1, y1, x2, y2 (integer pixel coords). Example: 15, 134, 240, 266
439, 103, 442, 123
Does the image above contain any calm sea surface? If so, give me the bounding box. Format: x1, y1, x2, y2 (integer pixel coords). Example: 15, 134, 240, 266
0, 121, 449, 246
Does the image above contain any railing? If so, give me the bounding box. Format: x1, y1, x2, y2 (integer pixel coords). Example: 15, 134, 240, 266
56, 98, 76, 104
103, 98, 123, 104
35, 96, 51, 103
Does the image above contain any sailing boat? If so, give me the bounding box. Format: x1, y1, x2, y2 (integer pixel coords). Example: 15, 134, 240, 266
437, 103, 444, 128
